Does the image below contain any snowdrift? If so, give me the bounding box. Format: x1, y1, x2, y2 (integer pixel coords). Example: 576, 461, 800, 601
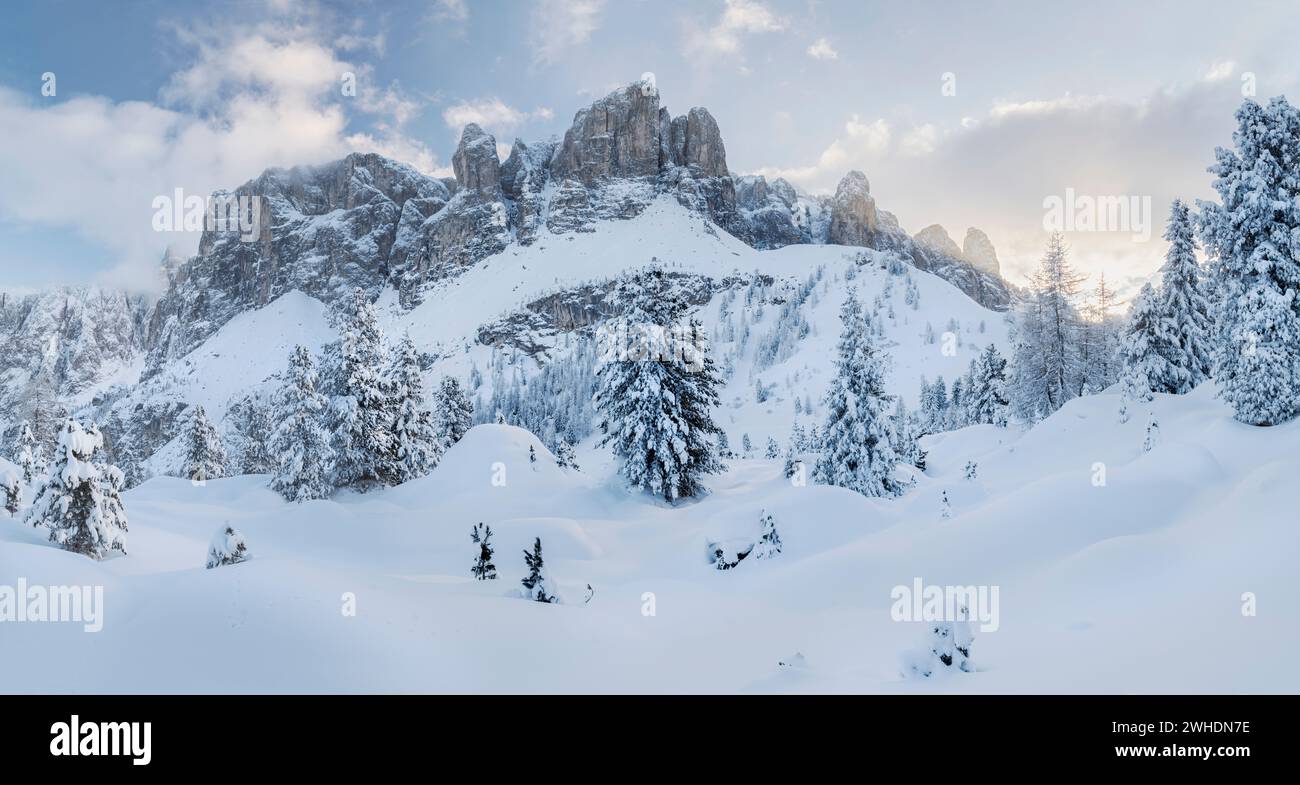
2, 385, 1295, 693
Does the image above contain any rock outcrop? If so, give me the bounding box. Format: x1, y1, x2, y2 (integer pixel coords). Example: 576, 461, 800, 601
827, 171, 880, 247
913, 224, 964, 260
962, 227, 1001, 277
551, 79, 662, 185
452, 123, 503, 199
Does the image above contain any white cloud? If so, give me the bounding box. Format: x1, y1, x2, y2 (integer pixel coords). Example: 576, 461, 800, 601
899, 124, 938, 157
0, 18, 441, 291
806, 37, 838, 61
442, 98, 553, 139
435, 0, 469, 23
1203, 60, 1236, 82
531, 0, 606, 65
755, 74, 1273, 297
685, 0, 785, 57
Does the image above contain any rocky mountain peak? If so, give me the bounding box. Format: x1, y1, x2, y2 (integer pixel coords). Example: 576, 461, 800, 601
452, 123, 503, 199
913, 224, 963, 259
551, 81, 662, 186
828, 170, 879, 246
668, 107, 729, 178
962, 227, 1001, 277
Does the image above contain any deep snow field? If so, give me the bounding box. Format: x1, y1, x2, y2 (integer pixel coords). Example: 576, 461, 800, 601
2, 381, 1295, 693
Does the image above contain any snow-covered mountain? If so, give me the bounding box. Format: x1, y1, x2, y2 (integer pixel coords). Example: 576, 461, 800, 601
1, 76, 1014, 482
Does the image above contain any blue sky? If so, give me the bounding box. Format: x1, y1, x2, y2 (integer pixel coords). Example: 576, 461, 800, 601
2, 0, 1298, 298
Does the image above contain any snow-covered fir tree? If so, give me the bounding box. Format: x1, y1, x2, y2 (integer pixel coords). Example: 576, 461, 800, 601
331, 288, 395, 488
964, 461, 978, 480
1197, 97, 1300, 425
1144, 416, 1160, 452
1117, 284, 1168, 423
554, 438, 579, 470
470, 522, 497, 580
387, 334, 442, 484
940, 490, 952, 519
918, 376, 948, 435
907, 609, 975, 677
718, 430, 734, 459
764, 436, 779, 459
1156, 199, 1213, 393
891, 399, 925, 470
270, 345, 335, 502
26, 419, 128, 560
813, 290, 903, 498
966, 344, 1010, 426
594, 266, 724, 502
1010, 232, 1087, 421
206, 524, 251, 569
434, 375, 475, 450
240, 402, 275, 475
520, 537, 557, 603
2, 470, 19, 515
183, 405, 227, 483
1081, 273, 1122, 393
752, 509, 782, 559
782, 443, 800, 478
12, 421, 42, 485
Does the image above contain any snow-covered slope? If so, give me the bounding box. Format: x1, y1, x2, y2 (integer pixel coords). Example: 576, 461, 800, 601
57, 195, 1007, 482
2, 385, 1294, 693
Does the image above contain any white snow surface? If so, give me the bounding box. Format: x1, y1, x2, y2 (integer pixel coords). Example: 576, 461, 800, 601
1, 385, 1295, 693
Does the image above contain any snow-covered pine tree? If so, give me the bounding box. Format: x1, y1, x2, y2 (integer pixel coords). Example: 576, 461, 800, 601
964, 461, 978, 480
520, 537, 557, 603
183, 405, 227, 483
434, 376, 474, 450
331, 288, 395, 488
908, 608, 975, 677
528, 444, 537, 468
387, 334, 442, 484
764, 436, 779, 459
2, 470, 19, 515
1082, 272, 1122, 392
1144, 416, 1160, 452
948, 377, 966, 430
26, 419, 128, 560
940, 490, 952, 519
470, 522, 497, 580
270, 346, 336, 502
554, 438, 579, 470
240, 402, 275, 475
1117, 284, 1168, 423
782, 443, 799, 478
12, 421, 41, 485
206, 524, 251, 568
752, 509, 782, 559
1009, 232, 1087, 420
813, 290, 903, 498
891, 399, 925, 470
1197, 97, 1300, 425
1156, 199, 1213, 393
967, 344, 1010, 426
593, 266, 723, 502
718, 430, 733, 459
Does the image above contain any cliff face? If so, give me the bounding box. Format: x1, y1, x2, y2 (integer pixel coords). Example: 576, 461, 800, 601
146, 75, 1012, 374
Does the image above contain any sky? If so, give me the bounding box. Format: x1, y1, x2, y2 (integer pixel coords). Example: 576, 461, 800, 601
1, 0, 1298, 303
